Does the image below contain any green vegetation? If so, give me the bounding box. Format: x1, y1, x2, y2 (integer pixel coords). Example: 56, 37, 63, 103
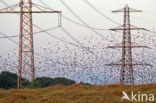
0, 71, 156, 103
29, 77, 76, 89
0, 71, 18, 89
0, 71, 76, 89
0, 71, 30, 89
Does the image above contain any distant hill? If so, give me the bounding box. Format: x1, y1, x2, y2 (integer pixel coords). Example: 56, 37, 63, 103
0, 84, 155, 103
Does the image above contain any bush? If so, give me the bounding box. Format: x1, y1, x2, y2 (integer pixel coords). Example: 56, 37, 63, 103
0, 71, 18, 89
0, 71, 29, 89
51, 77, 76, 86
29, 77, 76, 88
0, 71, 76, 89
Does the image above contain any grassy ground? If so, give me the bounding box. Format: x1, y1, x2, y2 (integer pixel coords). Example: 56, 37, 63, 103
0, 84, 156, 103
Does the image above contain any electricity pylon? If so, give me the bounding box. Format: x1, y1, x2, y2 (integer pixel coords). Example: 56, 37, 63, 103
0, 0, 61, 89
106, 5, 151, 84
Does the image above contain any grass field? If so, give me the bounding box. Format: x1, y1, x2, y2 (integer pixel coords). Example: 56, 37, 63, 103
0, 84, 156, 103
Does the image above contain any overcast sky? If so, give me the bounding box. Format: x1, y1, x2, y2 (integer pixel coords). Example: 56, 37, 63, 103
0, 0, 156, 53
0, 0, 156, 83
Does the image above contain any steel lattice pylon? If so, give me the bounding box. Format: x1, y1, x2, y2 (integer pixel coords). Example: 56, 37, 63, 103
0, 0, 61, 89
121, 5, 133, 84
106, 5, 151, 84
18, 0, 35, 88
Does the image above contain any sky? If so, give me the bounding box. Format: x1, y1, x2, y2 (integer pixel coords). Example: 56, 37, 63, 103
0, 0, 156, 53
0, 0, 156, 84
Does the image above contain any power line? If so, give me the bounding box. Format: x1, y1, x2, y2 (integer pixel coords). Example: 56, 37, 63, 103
0, 0, 8, 6
59, 0, 116, 44
38, 0, 109, 31
39, 0, 154, 48
83, 0, 156, 38
0, 0, 62, 89
38, 0, 114, 40
0, 26, 59, 38
106, 5, 152, 84
59, 0, 102, 37
84, 0, 156, 33
83, 0, 121, 25
0, 31, 106, 84
0, 30, 107, 70
62, 16, 109, 30
0, 0, 102, 54
32, 25, 94, 51
0, 0, 88, 51
1, 1, 155, 50
1, 0, 155, 48
60, 26, 81, 44
82, 0, 156, 33
113, 11, 156, 25
0, 31, 18, 44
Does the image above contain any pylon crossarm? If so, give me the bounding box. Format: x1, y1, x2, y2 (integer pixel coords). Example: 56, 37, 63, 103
108, 5, 152, 84
110, 25, 145, 31
126, 7, 142, 12
105, 59, 122, 66
0, 1, 62, 89
132, 60, 153, 67
0, 2, 61, 14
106, 64, 152, 66
113, 10, 142, 12
112, 7, 125, 13
108, 45, 150, 48
0, 11, 61, 13
112, 5, 142, 13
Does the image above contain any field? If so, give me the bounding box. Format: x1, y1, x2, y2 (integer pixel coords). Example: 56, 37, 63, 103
0, 84, 156, 103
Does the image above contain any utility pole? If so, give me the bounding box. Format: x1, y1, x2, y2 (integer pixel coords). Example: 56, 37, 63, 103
0, 0, 61, 89
106, 5, 151, 84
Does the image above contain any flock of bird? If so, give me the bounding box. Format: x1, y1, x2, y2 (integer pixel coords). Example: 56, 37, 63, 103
0, 0, 156, 85
0, 30, 156, 84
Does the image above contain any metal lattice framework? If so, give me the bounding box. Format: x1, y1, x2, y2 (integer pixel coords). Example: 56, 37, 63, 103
106, 5, 151, 84
0, 0, 61, 89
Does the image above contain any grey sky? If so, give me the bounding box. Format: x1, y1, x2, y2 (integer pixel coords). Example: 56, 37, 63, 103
0, 0, 156, 54
0, 0, 156, 84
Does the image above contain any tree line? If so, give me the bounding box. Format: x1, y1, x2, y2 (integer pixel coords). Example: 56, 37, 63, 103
0, 71, 76, 89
